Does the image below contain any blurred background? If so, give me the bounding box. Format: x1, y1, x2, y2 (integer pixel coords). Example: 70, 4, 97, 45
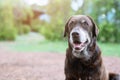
0, 0, 120, 56
0, 0, 120, 80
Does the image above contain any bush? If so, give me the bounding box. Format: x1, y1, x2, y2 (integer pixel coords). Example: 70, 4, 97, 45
0, 27, 17, 41
38, 0, 71, 41
31, 19, 41, 32
23, 25, 30, 34
114, 27, 120, 43
17, 24, 30, 35
0, 3, 17, 41
39, 20, 64, 41
98, 21, 120, 43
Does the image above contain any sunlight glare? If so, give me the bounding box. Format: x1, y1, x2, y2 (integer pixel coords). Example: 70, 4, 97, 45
24, 0, 49, 6
71, 0, 84, 11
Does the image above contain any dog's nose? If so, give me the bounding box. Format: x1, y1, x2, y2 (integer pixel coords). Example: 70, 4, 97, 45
72, 32, 79, 36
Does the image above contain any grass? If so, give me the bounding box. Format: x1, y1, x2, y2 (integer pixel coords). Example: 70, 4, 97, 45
7, 40, 120, 57
9, 40, 67, 53
98, 42, 120, 57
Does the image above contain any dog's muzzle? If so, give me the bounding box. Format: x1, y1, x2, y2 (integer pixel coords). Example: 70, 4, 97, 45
72, 32, 88, 51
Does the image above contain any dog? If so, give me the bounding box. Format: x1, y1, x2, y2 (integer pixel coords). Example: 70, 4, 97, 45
64, 15, 120, 80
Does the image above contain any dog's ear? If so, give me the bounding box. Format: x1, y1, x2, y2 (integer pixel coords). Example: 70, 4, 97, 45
64, 17, 72, 37
64, 21, 68, 37
87, 16, 99, 37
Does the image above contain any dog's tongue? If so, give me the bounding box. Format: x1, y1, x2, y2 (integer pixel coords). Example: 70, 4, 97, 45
74, 43, 85, 50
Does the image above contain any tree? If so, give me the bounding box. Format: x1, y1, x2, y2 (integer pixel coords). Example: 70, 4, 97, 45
0, 0, 33, 40
77, 0, 120, 43
0, 0, 17, 40
39, 0, 72, 40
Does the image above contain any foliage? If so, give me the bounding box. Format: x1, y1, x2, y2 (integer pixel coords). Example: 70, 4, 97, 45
39, 0, 120, 42
40, 21, 64, 40
16, 24, 30, 35
0, 0, 120, 43
79, 0, 120, 43
98, 21, 116, 42
0, 27, 17, 41
31, 19, 41, 32
0, 0, 33, 40
0, 0, 17, 40
39, 0, 72, 41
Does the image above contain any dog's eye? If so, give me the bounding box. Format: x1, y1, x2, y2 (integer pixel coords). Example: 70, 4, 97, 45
70, 21, 75, 25
69, 21, 76, 28
81, 20, 88, 25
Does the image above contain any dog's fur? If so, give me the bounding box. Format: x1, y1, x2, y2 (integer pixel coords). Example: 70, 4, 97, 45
64, 15, 120, 80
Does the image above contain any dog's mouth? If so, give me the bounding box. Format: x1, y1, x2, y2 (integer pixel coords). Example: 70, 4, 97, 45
73, 39, 88, 51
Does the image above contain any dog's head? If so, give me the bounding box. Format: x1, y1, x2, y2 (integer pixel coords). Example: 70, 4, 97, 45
64, 15, 99, 60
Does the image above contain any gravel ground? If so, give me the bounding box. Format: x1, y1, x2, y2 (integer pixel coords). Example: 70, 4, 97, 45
0, 50, 120, 80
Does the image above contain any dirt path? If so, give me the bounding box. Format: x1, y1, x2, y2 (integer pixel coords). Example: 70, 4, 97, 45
0, 50, 120, 80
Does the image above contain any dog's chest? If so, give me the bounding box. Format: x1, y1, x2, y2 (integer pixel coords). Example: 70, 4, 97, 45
72, 62, 101, 80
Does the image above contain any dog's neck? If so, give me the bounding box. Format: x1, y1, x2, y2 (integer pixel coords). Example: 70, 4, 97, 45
82, 44, 102, 67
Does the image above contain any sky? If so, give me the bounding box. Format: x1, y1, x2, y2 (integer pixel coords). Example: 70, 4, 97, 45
23, 0, 84, 11
24, 0, 49, 6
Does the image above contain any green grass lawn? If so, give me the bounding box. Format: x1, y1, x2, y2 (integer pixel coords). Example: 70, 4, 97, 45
10, 40, 67, 53
98, 42, 120, 57
8, 40, 120, 57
